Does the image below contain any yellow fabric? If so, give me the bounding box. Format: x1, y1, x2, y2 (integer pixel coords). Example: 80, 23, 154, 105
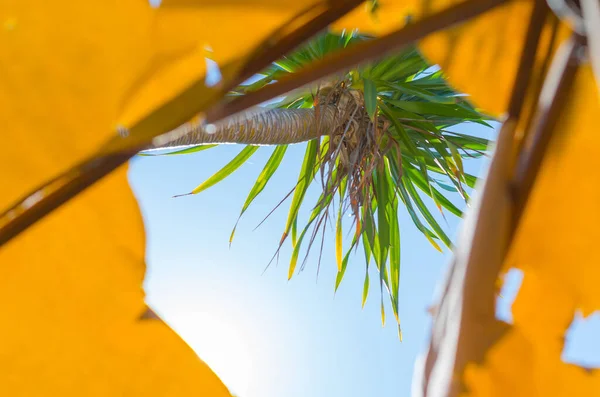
0, 168, 233, 396
335, 0, 569, 118
0, 0, 319, 394
418, 0, 534, 116
333, 0, 415, 36
120, 0, 322, 129
461, 65, 600, 397
507, 65, 600, 316
0, 0, 321, 207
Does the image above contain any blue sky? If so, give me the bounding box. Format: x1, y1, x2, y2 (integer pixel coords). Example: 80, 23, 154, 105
128, 122, 599, 397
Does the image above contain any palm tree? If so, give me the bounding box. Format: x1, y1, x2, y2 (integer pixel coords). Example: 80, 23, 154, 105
146, 32, 492, 338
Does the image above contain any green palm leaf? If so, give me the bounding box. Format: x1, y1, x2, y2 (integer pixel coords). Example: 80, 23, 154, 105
155, 31, 495, 336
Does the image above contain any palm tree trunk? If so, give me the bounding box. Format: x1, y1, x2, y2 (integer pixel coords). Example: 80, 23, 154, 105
151, 105, 337, 149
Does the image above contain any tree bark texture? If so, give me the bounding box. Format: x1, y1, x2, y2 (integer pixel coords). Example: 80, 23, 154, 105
152, 105, 338, 149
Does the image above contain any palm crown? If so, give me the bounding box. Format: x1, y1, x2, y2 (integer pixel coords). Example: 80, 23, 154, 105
149, 31, 493, 338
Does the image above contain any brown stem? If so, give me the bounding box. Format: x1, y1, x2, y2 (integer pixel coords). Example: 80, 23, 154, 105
151, 105, 338, 149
